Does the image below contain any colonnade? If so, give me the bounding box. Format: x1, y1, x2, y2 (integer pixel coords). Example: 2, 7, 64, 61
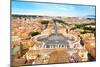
43, 44, 69, 48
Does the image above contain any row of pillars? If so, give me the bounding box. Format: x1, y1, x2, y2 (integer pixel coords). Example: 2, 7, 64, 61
43, 44, 69, 48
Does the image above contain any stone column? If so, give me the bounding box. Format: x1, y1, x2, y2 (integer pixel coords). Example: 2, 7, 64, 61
44, 45, 46, 48
55, 44, 57, 48
65, 45, 67, 48
52, 45, 54, 48
51, 45, 52, 48
60, 45, 62, 48
42, 42, 45, 48
57, 44, 59, 48
59, 45, 60, 48
63, 45, 65, 48
50, 45, 51, 48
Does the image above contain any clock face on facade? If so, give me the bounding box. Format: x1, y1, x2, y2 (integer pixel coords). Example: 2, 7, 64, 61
11, 0, 96, 66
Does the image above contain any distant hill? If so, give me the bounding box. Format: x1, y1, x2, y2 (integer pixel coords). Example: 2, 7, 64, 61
86, 15, 96, 18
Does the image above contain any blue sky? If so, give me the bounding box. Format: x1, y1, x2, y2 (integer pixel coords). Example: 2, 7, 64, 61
12, 0, 96, 17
